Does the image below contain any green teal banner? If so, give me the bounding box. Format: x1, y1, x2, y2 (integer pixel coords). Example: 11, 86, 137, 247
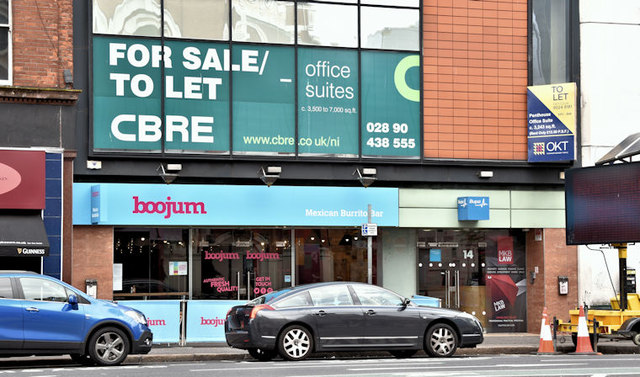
233, 45, 295, 155
297, 48, 359, 156
361, 51, 420, 158
92, 36, 420, 159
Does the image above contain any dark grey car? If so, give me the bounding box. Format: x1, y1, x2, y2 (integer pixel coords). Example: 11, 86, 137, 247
225, 282, 483, 361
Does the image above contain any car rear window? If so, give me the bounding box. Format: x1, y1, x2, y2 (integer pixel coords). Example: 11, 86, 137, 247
0, 277, 13, 299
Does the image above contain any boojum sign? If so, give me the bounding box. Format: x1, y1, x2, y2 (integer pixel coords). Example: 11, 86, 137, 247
93, 36, 420, 158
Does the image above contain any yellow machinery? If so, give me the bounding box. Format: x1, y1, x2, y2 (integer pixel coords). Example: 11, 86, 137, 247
556, 293, 640, 345
556, 244, 640, 346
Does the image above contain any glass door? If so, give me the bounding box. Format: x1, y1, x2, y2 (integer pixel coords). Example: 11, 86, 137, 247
417, 230, 487, 327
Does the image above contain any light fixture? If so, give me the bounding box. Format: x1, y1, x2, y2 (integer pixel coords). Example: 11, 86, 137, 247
157, 163, 180, 184
259, 166, 281, 187
478, 170, 494, 178
354, 167, 377, 187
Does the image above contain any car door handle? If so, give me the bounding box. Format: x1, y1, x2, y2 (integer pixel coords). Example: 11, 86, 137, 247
314, 310, 327, 317
366, 309, 376, 316
25, 307, 39, 312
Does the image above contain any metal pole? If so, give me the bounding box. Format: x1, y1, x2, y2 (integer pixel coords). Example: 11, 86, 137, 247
614, 243, 628, 311
367, 204, 372, 285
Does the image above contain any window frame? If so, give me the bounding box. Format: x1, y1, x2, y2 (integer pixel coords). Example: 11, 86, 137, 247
0, 0, 11, 85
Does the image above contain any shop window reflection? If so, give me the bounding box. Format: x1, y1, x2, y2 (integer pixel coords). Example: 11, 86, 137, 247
295, 229, 375, 285
192, 229, 291, 300
113, 228, 189, 300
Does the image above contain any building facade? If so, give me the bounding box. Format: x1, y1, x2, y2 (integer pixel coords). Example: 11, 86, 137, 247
0, 0, 78, 280
577, 1, 640, 306
63, 0, 579, 337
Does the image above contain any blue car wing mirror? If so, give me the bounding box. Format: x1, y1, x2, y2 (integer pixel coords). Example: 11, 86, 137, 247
68, 294, 78, 306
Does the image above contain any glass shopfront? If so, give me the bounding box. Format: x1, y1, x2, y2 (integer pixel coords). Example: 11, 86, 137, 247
417, 229, 526, 332
113, 227, 376, 301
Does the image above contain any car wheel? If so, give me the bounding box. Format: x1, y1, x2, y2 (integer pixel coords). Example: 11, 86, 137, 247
633, 332, 640, 346
389, 350, 417, 358
425, 323, 458, 357
248, 348, 277, 361
88, 327, 130, 366
70, 353, 94, 365
278, 325, 313, 361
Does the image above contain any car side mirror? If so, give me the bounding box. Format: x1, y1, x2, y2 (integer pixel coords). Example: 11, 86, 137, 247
68, 294, 78, 307
401, 298, 411, 309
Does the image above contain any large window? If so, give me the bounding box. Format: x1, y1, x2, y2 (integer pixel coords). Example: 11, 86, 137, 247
0, 0, 10, 84
113, 228, 189, 300
417, 229, 526, 333
193, 229, 292, 300
295, 229, 375, 285
91, 0, 421, 159
531, 0, 572, 85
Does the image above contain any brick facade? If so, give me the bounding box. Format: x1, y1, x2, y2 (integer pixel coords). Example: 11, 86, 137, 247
423, 0, 528, 160
527, 229, 578, 333
72, 226, 114, 300
11, 0, 73, 88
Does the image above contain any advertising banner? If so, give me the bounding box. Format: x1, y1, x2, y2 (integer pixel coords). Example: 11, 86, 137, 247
0, 150, 45, 209
73, 183, 399, 226
233, 45, 295, 155
361, 51, 420, 158
485, 236, 527, 332
186, 300, 243, 343
527, 82, 576, 162
122, 300, 181, 343
92, 36, 420, 159
297, 48, 359, 156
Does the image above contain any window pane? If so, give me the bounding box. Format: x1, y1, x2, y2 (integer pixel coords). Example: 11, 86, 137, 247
313, 0, 357, 3
308, 285, 353, 306
362, 0, 419, 7
232, 0, 294, 44
361, 7, 419, 51
192, 229, 292, 300
0, 0, 8, 24
165, 0, 228, 40
297, 3, 357, 48
113, 228, 189, 300
0, 277, 12, 299
93, 0, 161, 37
295, 229, 374, 284
0, 27, 7, 81
352, 284, 403, 306
532, 0, 570, 85
276, 292, 312, 308
20, 278, 68, 302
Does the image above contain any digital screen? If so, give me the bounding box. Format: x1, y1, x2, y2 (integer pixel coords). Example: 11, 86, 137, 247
565, 163, 640, 244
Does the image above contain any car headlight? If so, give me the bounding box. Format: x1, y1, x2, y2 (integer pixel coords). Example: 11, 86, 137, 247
124, 310, 147, 325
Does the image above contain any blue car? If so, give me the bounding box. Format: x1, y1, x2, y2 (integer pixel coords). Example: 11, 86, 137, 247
0, 271, 153, 366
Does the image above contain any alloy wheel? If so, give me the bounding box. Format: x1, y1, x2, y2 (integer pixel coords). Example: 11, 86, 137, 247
279, 326, 312, 361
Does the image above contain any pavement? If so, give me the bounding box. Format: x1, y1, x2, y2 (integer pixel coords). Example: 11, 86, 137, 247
2, 333, 639, 366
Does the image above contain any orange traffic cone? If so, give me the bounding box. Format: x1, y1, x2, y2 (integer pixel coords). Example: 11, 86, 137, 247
574, 305, 599, 354
537, 307, 555, 354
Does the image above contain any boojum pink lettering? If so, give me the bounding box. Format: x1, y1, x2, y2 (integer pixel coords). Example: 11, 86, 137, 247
200, 317, 225, 327
132, 196, 207, 219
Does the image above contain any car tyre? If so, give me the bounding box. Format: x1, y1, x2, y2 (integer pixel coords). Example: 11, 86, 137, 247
248, 348, 277, 361
88, 327, 130, 366
70, 353, 95, 365
633, 332, 640, 346
425, 323, 458, 357
389, 350, 417, 358
278, 325, 313, 361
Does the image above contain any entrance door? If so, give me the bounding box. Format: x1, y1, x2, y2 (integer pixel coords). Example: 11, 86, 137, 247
417, 241, 486, 320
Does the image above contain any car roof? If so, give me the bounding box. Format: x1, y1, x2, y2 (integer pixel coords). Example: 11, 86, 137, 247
0, 270, 40, 276
265, 281, 374, 302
